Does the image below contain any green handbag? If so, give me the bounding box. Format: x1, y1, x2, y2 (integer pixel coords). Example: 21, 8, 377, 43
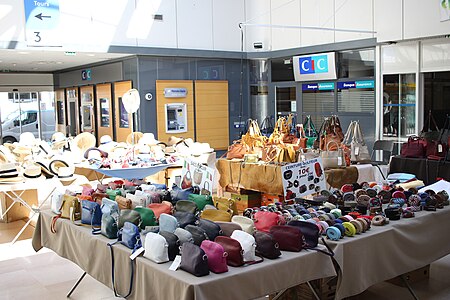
101, 213, 118, 239
175, 200, 198, 214
106, 189, 122, 200
118, 209, 141, 229
134, 207, 157, 229
306, 137, 317, 148
188, 194, 213, 210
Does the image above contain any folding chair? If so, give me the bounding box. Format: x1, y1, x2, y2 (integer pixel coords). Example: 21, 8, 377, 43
370, 140, 394, 180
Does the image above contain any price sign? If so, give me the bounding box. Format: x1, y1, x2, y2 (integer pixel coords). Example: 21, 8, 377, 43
24, 0, 61, 46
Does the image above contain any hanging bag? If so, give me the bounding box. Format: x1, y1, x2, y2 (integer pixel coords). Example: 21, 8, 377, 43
303, 115, 318, 148
321, 141, 345, 169
351, 121, 371, 162
420, 110, 441, 142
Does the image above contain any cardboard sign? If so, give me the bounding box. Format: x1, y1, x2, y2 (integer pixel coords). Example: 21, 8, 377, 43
180, 158, 214, 195
280, 158, 326, 200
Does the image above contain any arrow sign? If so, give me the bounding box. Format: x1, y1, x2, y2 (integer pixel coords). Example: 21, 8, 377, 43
35, 13, 51, 20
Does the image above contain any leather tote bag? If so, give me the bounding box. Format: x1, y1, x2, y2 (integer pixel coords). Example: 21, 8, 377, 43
321, 141, 345, 169
254, 231, 281, 259
144, 232, 169, 263
180, 242, 210, 277
400, 136, 426, 158
200, 240, 228, 274
350, 121, 371, 162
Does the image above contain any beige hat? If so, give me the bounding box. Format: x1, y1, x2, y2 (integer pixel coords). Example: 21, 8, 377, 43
138, 133, 160, 146
19, 132, 36, 147
0, 162, 23, 183
73, 132, 96, 153
126, 132, 143, 145
23, 163, 43, 179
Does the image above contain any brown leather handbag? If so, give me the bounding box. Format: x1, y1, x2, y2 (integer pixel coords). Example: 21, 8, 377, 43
200, 209, 232, 222
270, 225, 303, 252
214, 236, 244, 267
226, 140, 247, 159
115, 195, 132, 210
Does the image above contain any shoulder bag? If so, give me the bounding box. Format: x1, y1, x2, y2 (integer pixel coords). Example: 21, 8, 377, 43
231, 215, 255, 234
180, 242, 210, 277
254, 231, 281, 259
159, 213, 179, 233
230, 230, 263, 264
270, 225, 303, 252
200, 240, 228, 274
173, 211, 197, 228
215, 221, 242, 237
185, 225, 209, 246
197, 219, 223, 241
134, 207, 157, 229
143, 232, 169, 263
174, 227, 194, 245
147, 201, 173, 220
118, 209, 141, 229
159, 231, 180, 261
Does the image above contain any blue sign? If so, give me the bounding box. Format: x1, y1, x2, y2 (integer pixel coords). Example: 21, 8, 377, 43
81, 69, 91, 81
302, 82, 335, 91
299, 55, 329, 74
338, 80, 374, 90
24, 0, 60, 30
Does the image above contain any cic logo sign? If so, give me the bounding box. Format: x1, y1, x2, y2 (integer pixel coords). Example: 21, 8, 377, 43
299, 55, 328, 74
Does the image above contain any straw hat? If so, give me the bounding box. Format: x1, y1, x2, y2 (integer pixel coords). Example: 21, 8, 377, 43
51, 132, 67, 150
35, 160, 55, 179
100, 135, 113, 145
57, 166, 76, 184
19, 132, 36, 147
138, 133, 160, 146
168, 136, 184, 146
23, 163, 43, 179
48, 159, 70, 176
126, 132, 144, 145
73, 132, 96, 154
0, 162, 23, 183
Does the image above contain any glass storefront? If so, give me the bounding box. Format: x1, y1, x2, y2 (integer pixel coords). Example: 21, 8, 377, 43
423, 71, 450, 129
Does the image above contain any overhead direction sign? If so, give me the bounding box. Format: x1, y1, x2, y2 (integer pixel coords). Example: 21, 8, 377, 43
23, 0, 61, 46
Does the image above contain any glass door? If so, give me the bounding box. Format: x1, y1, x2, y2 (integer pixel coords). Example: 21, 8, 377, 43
275, 86, 296, 117
382, 74, 416, 140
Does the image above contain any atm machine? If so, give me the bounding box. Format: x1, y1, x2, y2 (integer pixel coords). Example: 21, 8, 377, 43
164, 103, 187, 133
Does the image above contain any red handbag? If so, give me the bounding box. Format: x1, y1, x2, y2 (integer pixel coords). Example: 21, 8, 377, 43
400, 136, 426, 158
253, 211, 280, 233
214, 236, 244, 267
426, 140, 447, 159
270, 225, 303, 252
147, 201, 173, 220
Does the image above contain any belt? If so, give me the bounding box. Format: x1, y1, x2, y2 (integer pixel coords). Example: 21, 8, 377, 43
326, 226, 341, 241
343, 222, 357, 237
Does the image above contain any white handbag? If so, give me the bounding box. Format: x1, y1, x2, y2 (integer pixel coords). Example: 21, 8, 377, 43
144, 232, 169, 263
51, 190, 64, 214
230, 230, 256, 262
231, 216, 255, 235
351, 122, 371, 162
134, 190, 151, 206
321, 141, 345, 169
126, 193, 147, 208
159, 213, 179, 233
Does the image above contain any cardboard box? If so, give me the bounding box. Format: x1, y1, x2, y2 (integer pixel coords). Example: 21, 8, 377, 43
0, 189, 38, 223
261, 193, 284, 206
231, 192, 261, 212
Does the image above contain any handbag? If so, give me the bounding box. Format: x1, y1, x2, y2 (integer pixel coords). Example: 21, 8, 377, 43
159, 213, 179, 233
156, 189, 172, 202
170, 184, 200, 203
141, 190, 162, 204
231, 215, 255, 234
159, 231, 180, 261
81, 200, 102, 227
101, 198, 119, 215
215, 221, 242, 237
185, 225, 209, 246
260, 116, 274, 137
270, 225, 303, 252
174, 227, 194, 245
193, 168, 203, 185
254, 231, 281, 259
288, 220, 334, 256
180, 242, 210, 277
118, 209, 141, 229
400, 136, 426, 158
189, 194, 213, 210
107, 221, 140, 298
106, 189, 122, 200
115, 195, 132, 210
181, 170, 193, 189
143, 232, 169, 263
126, 193, 147, 209
101, 213, 118, 239
321, 141, 345, 169
175, 200, 198, 214
200, 181, 211, 196
200, 209, 232, 222
134, 207, 157, 229
242, 119, 267, 153
213, 196, 238, 216
200, 240, 228, 274
173, 211, 197, 228
92, 192, 107, 205
296, 124, 308, 149
214, 236, 245, 267
230, 230, 258, 262
51, 191, 63, 214
197, 219, 223, 241
226, 140, 247, 160
350, 121, 371, 162
420, 110, 441, 142
60, 195, 81, 221
253, 211, 280, 233
147, 201, 173, 220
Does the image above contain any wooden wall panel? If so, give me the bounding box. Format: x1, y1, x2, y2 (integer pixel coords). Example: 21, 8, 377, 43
194, 80, 229, 150
96, 83, 113, 142
114, 81, 133, 143
156, 80, 195, 143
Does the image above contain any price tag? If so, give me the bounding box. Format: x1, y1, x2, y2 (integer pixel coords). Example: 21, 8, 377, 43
355, 147, 360, 156
169, 255, 182, 271
337, 156, 343, 166
438, 144, 443, 153
130, 247, 145, 260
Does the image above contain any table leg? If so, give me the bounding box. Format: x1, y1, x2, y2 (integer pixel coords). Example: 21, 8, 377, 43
66, 271, 87, 298
400, 275, 420, 300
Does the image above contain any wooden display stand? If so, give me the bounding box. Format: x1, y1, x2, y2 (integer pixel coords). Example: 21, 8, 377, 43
0, 189, 38, 223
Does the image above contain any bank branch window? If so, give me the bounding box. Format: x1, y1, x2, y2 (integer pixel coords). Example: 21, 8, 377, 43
118, 97, 129, 128
383, 74, 416, 139
337, 80, 375, 113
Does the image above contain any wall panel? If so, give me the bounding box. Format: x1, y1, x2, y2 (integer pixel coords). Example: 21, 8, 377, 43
271, 0, 301, 51
300, 0, 335, 47
334, 0, 374, 43
373, 0, 402, 42
177, 0, 213, 50
212, 0, 245, 51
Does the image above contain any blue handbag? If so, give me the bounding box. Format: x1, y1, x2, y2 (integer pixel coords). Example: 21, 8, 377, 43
81, 200, 102, 227
170, 184, 200, 203
101, 197, 119, 215
118, 222, 142, 250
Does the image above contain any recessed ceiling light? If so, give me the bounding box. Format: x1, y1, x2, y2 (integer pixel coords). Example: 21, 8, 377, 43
12, 63, 17, 66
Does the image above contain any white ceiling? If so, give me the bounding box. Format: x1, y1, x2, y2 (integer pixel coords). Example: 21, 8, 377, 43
0, 49, 131, 72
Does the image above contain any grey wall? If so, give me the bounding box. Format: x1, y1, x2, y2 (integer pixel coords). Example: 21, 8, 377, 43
54, 62, 123, 88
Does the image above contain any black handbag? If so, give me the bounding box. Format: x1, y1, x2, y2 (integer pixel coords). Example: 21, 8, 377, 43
159, 231, 180, 261
175, 200, 198, 214
197, 219, 223, 241
101, 213, 118, 239
118, 209, 141, 229
180, 242, 210, 277
185, 225, 209, 246
254, 231, 281, 259
420, 110, 441, 142
173, 211, 197, 228
287, 220, 334, 256
156, 189, 172, 202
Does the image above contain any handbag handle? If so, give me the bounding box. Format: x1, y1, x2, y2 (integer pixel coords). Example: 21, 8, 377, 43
326, 141, 339, 151
342, 121, 356, 145
303, 115, 318, 137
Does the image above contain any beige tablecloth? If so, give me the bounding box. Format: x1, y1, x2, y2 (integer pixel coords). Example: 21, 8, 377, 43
328, 207, 450, 299
32, 210, 336, 300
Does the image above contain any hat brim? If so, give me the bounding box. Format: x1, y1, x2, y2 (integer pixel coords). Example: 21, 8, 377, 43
0, 176, 24, 183
49, 160, 70, 175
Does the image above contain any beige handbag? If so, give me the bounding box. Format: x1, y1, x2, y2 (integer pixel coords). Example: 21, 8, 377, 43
321, 141, 345, 169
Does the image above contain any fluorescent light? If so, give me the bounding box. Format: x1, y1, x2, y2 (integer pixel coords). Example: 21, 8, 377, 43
65, 51, 76, 56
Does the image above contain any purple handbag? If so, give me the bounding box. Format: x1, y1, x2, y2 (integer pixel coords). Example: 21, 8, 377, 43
200, 240, 228, 273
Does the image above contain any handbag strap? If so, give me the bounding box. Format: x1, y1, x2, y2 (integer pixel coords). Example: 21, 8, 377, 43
342, 121, 356, 145
422, 110, 440, 132
107, 242, 135, 299
352, 121, 365, 144
303, 115, 317, 137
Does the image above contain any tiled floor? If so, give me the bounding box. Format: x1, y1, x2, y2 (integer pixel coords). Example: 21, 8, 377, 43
1, 219, 450, 300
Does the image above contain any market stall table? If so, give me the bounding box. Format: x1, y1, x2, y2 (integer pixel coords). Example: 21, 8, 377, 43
389, 156, 450, 185
327, 207, 450, 299
32, 210, 337, 300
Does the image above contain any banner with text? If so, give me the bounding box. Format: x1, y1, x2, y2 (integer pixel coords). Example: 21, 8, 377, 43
280, 158, 326, 200
293, 52, 337, 82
